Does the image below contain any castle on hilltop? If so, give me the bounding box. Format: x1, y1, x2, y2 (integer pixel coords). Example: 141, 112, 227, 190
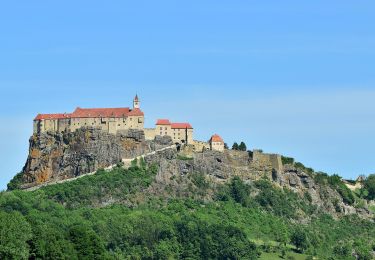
33, 95, 225, 151
34, 95, 144, 135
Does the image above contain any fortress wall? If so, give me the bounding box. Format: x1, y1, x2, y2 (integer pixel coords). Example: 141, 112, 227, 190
253, 150, 283, 172
193, 140, 210, 152
144, 128, 156, 140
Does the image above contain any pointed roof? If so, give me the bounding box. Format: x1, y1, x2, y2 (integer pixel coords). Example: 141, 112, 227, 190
134, 94, 139, 101
209, 134, 224, 143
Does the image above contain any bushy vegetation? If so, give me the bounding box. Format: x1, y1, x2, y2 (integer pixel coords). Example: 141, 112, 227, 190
232, 141, 247, 151
314, 172, 356, 205
362, 174, 375, 200
1, 167, 374, 259
7, 172, 24, 191
281, 156, 295, 165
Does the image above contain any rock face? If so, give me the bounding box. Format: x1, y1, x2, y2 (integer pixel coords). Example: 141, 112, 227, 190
143, 148, 372, 219
19, 128, 372, 219
21, 127, 171, 189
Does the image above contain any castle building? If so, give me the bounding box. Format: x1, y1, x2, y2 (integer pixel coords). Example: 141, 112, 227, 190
209, 134, 225, 152
33, 95, 144, 134
33, 95, 215, 150
155, 119, 193, 144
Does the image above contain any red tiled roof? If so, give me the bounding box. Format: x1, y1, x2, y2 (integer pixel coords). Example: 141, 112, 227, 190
34, 113, 71, 120
127, 108, 144, 116
171, 123, 193, 129
70, 107, 144, 118
156, 119, 171, 125
210, 134, 224, 143
35, 107, 145, 120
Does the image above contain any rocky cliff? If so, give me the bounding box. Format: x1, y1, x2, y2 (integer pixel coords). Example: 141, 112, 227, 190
142, 148, 373, 219
20, 127, 172, 189
17, 127, 372, 219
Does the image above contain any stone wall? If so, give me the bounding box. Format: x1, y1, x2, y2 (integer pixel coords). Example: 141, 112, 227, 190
144, 128, 156, 140
36, 115, 144, 134
193, 140, 210, 152
252, 150, 283, 172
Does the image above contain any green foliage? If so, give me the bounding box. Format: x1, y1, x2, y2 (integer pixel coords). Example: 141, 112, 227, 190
190, 172, 209, 190
6, 172, 24, 191
0, 211, 32, 260
232, 141, 247, 151
314, 172, 356, 205
290, 227, 310, 253
239, 141, 247, 151
0, 167, 374, 259
215, 177, 255, 207
363, 174, 375, 200
131, 158, 138, 167
281, 156, 295, 165
69, 224, 107, 259
232, 142, 239, 150
254, 179, 315, 218
333, 242, 353, 259
177, 154, 193, 161
38, 164, 157, 208
294, 162, 314, 175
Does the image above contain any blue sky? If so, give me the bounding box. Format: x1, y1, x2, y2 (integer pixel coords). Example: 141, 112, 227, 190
0, 1, 374, 190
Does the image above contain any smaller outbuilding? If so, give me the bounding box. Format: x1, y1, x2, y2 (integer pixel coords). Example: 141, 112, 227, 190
209, 134, 225, 152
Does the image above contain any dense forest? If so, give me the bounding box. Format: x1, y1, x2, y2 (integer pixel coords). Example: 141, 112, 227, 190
1, 163, 375, 259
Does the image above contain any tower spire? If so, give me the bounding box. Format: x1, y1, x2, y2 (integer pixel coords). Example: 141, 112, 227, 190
133, 94, 140, 109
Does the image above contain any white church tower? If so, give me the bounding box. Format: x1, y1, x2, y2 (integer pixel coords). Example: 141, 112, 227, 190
133, 94, 140, 109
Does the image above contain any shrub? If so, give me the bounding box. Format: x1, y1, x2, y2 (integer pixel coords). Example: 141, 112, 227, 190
281, 156, 295, 165
363, 174, 375, 200
290, 228, 310, 253
7, 172, 24, 191
239, 142, 247, 151
177, 155, 193, 161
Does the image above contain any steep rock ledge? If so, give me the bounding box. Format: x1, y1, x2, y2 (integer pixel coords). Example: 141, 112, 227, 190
21, 127, 171, 189
143, 149, 372, 219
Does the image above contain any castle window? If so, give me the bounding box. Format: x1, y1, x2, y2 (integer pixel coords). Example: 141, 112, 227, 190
165, 127, 167, 130
165, 132, 167, 135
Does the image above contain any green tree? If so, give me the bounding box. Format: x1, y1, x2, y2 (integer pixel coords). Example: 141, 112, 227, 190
7, 172, 24, 190
290, 228, 310, 253
238, 142, 247, 151
363, 174, 375, 200
229, 177, 251, 206
0, 211, 32, 260
68, 224, 106, 259
232, 142, 239, 150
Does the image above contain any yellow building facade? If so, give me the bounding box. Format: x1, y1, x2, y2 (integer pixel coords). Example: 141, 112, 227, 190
34, 96, 144, 134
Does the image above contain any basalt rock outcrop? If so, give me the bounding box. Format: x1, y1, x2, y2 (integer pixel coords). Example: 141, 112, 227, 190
18, 128, 372, 219
21, 127, 172, 189
143, 148, 373, 219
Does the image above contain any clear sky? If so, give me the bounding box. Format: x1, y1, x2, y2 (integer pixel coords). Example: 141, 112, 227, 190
1, 1, 374, 190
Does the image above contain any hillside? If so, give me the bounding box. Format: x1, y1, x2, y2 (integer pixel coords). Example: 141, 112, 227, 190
2, 128, 375, 259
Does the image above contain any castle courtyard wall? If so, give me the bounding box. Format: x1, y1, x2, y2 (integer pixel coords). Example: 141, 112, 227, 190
144, 128, 156, 140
